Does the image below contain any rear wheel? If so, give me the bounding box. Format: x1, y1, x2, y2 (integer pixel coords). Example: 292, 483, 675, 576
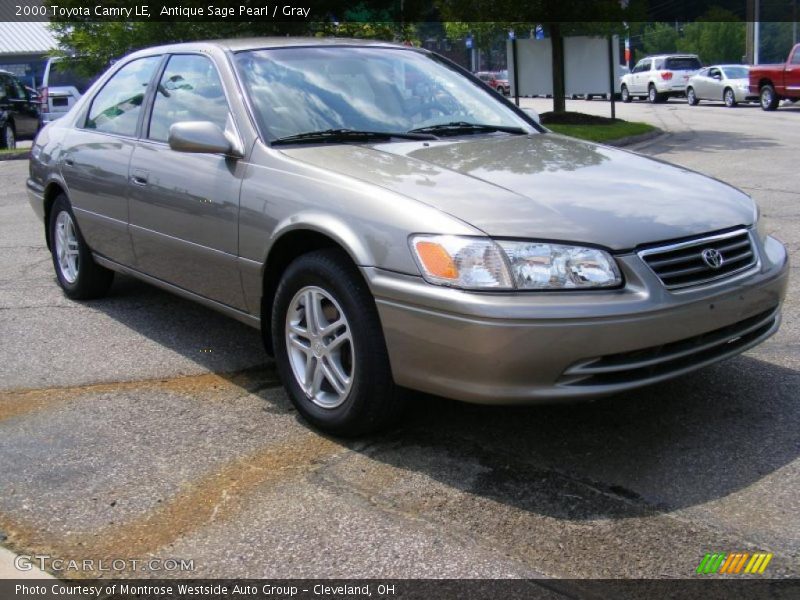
760, 84, 779, 111
723, 88, 737, 108
686, 87, 699, 106
621, 85, 631, 103
272, 249, 405, 436
0, 122, 16, 149
48, 195, 114, 299
648, 85, 663, 104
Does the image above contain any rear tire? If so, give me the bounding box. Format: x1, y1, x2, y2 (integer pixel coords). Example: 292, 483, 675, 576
0, 122, 16, 149
724, 88, 737, 108
648, 85, 663, 104
48, 195, 114, 299
621, 85, 631, 103
687, 87, 699, 106
271, 249, 405, 436
760, 84, 779, 111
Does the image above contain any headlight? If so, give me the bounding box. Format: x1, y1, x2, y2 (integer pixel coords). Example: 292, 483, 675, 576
498, 240, 622, 289
410, 235, 622, 290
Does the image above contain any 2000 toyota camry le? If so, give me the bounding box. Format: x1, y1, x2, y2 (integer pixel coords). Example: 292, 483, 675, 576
27, 39, 789, 435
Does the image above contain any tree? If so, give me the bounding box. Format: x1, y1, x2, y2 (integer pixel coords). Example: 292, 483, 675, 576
676, 9, 745, 65
642, 22, 678, 56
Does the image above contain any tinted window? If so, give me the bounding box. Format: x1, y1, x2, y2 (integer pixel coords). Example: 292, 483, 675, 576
4, 75, 26, 100
653, 58, 664, 70
85, 56, 160, 136
48, 62, 97, 94
665, 57, 701, 71
708, 68, 721, 78
792, 48, 800, 65
148, 54, 228, 142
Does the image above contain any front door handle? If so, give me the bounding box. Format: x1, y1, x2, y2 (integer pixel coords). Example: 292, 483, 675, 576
64, 158, 74, 167
131, 169, 149, 186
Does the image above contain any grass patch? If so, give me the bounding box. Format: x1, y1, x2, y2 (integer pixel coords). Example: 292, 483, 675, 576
0, 148, 30, 161
540, 111, 657, 143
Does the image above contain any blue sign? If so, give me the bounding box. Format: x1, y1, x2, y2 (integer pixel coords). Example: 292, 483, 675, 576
508, 30, 515, 40
465, 35, 473, 49
535, 25, 545, 40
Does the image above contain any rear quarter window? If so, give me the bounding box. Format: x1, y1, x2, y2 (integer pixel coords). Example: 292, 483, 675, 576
665, 57, 702, 71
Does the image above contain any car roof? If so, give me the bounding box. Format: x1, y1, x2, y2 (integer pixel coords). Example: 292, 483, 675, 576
127, 37, 410, 58
644, 54, 700, 59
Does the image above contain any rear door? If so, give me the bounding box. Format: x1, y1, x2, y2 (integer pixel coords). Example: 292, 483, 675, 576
631, 60, 650, 94
60, 55, 162, 265
128, 53, 247, 309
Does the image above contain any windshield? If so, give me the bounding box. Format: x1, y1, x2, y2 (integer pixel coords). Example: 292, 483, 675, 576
234, 47, 534, 141
722, 66, 749, 79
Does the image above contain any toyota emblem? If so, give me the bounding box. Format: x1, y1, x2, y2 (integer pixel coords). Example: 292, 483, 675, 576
701, 248, 724, 269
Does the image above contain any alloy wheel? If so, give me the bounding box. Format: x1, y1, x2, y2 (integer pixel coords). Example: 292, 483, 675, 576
285, 285, 354, 409
54, 210, 80, 283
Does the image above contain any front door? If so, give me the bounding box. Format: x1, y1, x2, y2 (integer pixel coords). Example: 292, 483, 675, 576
128, 53, 246, 309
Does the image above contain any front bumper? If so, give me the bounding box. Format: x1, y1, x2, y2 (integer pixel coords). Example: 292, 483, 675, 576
365, 235, 788, 404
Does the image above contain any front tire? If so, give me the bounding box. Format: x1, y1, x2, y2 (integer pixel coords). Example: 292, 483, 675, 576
48, 195, 114, 299
724, 88, 737, 108
621, 85, 631, 103
760, 84, 779, 111
0, 122, 16, 149
687, 87, 699, 106
272, 249, 404, 436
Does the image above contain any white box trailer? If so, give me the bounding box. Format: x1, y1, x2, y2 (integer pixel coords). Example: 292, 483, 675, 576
508, 35, 623, 98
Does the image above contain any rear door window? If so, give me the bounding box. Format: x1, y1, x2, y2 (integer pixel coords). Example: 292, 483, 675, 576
85, 56, 161, 137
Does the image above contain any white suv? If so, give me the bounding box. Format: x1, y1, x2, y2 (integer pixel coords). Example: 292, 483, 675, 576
621, 54, 702, 103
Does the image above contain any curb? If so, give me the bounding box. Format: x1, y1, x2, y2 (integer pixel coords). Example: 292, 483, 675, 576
606, 129, 664, 148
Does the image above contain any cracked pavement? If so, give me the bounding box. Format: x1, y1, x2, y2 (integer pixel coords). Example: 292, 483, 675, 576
0, 99, 798, 581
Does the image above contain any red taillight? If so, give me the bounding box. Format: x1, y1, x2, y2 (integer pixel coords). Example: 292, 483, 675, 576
38, 87, 48, 106
661, 72, 673, 81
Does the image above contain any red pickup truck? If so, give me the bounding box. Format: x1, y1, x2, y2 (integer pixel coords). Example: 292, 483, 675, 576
750, 43, 800, 110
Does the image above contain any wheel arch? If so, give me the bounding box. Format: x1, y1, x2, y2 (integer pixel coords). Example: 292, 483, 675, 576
42, 180, 67, 249
260, 221, 370, 355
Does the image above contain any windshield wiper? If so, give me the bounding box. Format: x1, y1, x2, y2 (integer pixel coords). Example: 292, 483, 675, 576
408, 121, 527, 136
272, 128, 437, 145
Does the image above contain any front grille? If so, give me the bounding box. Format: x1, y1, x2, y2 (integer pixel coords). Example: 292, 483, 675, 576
559, 306, 778, 387
639, 229, 757, 289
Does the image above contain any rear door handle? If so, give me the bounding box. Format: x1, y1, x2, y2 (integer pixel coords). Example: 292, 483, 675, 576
131, 169, 149, 186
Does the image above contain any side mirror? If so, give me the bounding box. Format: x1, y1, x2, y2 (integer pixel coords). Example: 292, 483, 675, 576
521, 107, 540, 124
168, 121, 243, 158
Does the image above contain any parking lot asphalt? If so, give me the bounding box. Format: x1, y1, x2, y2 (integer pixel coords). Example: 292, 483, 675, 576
0, 99, 798, 580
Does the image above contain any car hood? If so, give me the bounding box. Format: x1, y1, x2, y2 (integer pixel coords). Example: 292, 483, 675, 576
280, 134, 755, 251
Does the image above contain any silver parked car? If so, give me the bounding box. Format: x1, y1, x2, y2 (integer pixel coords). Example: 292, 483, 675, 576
27, 39, 789, 435
686, 65, 757, 107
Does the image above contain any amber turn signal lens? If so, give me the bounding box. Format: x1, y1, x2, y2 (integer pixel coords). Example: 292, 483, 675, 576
414, 241, 458, 279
